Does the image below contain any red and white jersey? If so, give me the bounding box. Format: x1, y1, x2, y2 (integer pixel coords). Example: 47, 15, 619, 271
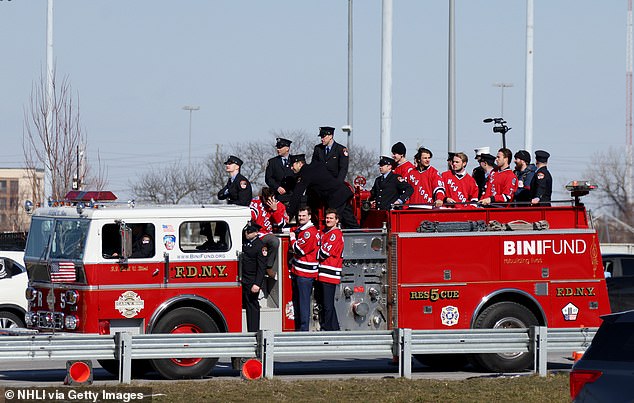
407, 166, 446, 205
290, 222, 320, 278
393, 161, 415, 181
250, 197, 287, 237
441, 170, 479, 207
317, 227, 344, 285
482, 167, 517, 203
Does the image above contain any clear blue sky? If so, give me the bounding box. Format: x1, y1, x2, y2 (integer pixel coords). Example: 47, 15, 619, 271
0, 1, 627, 201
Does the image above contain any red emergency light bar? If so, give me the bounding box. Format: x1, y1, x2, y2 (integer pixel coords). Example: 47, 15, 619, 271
64, 191, 118, 202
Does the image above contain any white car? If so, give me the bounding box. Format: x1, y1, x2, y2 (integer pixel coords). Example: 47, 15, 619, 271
0, 251, 27, 328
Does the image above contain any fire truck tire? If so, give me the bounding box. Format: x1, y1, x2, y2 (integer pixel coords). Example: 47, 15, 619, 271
413, 354, 468, 370
471, 302, 538, 372
97, 359, 153, 378
150, 307, 220, 379
0, 311, 25, 328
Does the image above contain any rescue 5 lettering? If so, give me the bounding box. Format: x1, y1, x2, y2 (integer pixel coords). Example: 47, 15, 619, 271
503, 239, 587, 256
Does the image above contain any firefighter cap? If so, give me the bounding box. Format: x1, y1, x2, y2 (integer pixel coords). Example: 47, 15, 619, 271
378, 156, 396, 167
244, 222, 261, 234
514, 150, 531, 164
289, 154, 306, 164
447, 151, 456, 161
535, 150, 550, 163
480, 153, 496, 166
391, 141, 406, 156
474, 146, 490, 157
223, 155, 243, 166
318, 126, 335, 137
276, 138, 292, 148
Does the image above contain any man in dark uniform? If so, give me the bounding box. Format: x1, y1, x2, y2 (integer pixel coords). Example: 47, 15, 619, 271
311, 126, 349, 182
217, 155, 252, 206
265, 138, 295, 204
530, 150, 553, 206
472, 147, 490, 198
369, 156, 414, 210
287, 154, 359, 229
241, 222, 267, 332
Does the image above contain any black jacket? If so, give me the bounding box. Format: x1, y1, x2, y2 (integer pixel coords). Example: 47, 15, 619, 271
241, 236, 266, 287
217, 173, 252, 206
265, 156, 296, 202
288, 162, 353, 217
370, 172, 414, 210
529, 165, 552, 206
311, 141, 349, 182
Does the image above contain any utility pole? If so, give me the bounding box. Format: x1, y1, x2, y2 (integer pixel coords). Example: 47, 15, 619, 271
380, 0, 393, 156
627, 0, 633, 203
182, 105, 200, 166
525, 0, 534, 153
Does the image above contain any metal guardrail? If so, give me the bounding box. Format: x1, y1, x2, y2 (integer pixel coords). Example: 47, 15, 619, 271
0, 327, 597, 383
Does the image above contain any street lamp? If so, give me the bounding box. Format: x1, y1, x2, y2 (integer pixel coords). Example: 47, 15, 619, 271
492, 82, 513, 117
182, 105, 200, 166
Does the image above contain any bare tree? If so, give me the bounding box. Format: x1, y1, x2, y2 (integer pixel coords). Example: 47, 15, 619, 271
583, 147, 634, 242
23, 71, 106, 202
130, 161, 206, 204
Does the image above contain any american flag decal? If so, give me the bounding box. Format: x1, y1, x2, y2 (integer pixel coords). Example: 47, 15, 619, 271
50, 262, 76, 283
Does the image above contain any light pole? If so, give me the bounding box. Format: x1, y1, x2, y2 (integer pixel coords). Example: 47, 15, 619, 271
182, 105, 200, 166
492, 82, 513, 117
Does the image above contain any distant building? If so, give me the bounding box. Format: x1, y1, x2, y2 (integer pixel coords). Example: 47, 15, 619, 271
0, 168, 45, 232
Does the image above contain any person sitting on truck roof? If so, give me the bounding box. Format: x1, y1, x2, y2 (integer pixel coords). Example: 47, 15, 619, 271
479, 148, 517, 206
441, 152, 479, 208
250, 187, 287, 278
368, 156, 413, 210
407, 147, 445, 207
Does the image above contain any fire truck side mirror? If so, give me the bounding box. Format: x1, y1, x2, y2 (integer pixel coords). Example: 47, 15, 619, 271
120, 223, 133, 259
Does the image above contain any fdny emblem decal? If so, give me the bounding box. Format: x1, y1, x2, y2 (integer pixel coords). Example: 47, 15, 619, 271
562, 302, 579, 321
115, 291, 145, 318
164, 234, 176, 250
285, 301, 295, 320
440, 305, 459, 326
304, 232, 311, 239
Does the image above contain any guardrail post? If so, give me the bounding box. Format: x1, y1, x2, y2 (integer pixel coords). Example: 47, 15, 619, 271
394, 328, 412, 379
115, 332, 133, 384
530, 326, 547, 376
259, 329, 274, 379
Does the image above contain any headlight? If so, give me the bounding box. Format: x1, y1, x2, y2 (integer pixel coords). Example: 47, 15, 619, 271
65, 290, 79, 305
65, 315, 79, 330
25, 287, 37, 302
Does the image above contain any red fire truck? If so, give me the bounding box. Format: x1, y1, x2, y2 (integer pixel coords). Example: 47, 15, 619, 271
22, 183, 610, 379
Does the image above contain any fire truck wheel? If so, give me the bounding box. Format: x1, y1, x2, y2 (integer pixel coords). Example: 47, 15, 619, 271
413, 354, 468, 370
471, 302, 538, 372
150, 307, 220, 379
97, 359, 153, 378
0, 311, 25, 328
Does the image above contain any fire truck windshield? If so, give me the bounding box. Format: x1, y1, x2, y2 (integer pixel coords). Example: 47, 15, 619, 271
25, 217, 89, 260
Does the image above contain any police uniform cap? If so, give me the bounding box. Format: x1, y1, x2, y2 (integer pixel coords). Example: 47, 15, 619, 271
224, 155, 243, 166
318, 126, 335, 137
514, 150, 531, 164
447, 151, 456, 161
276, 138, 292, 148
244, 222, 261, 233
480, 153, 496, 165
378, 156, 396, 166
289, 154, 306, 164
391, 141, 406, 155
535, 150, 550, 163
474, 146, 490, 157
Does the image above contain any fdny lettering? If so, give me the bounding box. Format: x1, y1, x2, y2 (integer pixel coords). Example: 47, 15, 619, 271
556, 287, 595, 297
172, 265, 228, 278
503, 239, 587, 256
409, 289, 459, 301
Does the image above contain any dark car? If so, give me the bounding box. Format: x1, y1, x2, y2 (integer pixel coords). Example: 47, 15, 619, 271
570, 310, 634, 402
602, 254, 634, 312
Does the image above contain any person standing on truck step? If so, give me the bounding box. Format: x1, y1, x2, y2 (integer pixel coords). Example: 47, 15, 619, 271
312, 126, 349, 182
369, 156, 414, 210
316, 208, 344, 331
530, 150, 553, 206
250, 187, 287, 278
265, 137, 296, 205
472, 146, 490, 198
513, 150, 536, 203
241, 222, 267, 332
391, 142, 415, 179
407, 147, 445, 207
289, 206, 320, 331
287, 154, 359, 229
479, 148, 517, 206
217, 155, 252, 206
441, 152, 479, 208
